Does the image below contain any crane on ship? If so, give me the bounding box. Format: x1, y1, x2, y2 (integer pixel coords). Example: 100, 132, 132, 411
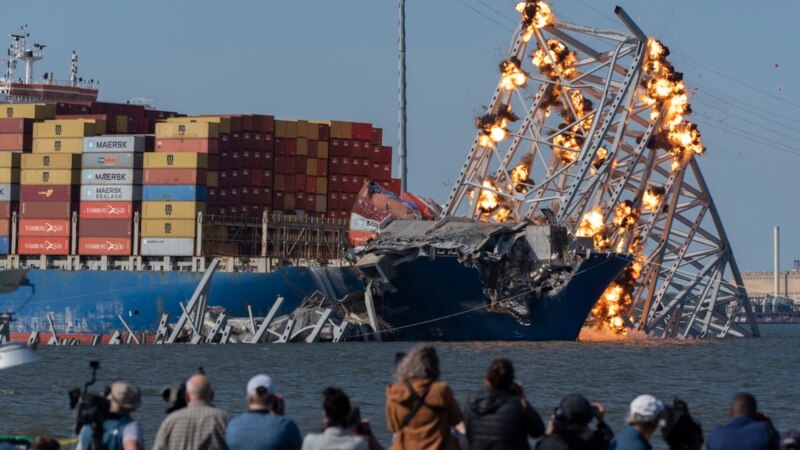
440, 1, 758, 338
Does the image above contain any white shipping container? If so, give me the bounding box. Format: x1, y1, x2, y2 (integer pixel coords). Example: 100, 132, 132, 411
81, 169, 142, 185
81, 152, 143, 169
83, 135, 150, 153
140, 237, 194, 256
0, 184, 20, 201
81, 185, 142, 201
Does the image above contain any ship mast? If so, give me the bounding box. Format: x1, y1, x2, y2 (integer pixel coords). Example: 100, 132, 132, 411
6, 25, 44, 84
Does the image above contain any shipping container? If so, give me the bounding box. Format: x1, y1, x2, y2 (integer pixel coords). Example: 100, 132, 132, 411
33, 119, 101, 138
0, 202, 13, 218
141, 219, 196, 238
83, 135, 152, 153
142, 201, 204, 219
317, 141, 329, 159
0, 184, 19, 202
21, 153, 81, 170
316, 177, 328, 195
1, 103, 56, 120
155, 138, 218, 154
81, 169, 142, 185
275, 120, 298, 138
18, 236, 70, 255
78, 237, 132, 256
18, 219, 71, 237
0, 118, 35, 134
81, 185, 142, 202
20, 185, 78, 202
0, 152, 20, 168
207, 171, 219, 188
142, 185, 206, 202
144, 153, 209, 169
20, 201, 72, 219
155, 122, 219, 139
32, 137, 84, 153
0, 220, 10, 237
80, 201, 137, 220
20, 170, 80, 185
81, 152, 143, 169
0, 133, 32, 151
79, 219, 132, 237
143, 168, 206, 185
0, 168, 19, 184
0, 236, 8, 253
167, 116, 231, 134
140, 237, 194, 256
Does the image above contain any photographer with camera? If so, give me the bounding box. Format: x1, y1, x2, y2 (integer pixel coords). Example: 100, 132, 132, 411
464, 358, 545, 450
535, 394, 613, 450
75, 381, 144, 450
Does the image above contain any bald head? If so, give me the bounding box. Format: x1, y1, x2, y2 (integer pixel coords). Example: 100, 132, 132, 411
730, 392, 757, 419
186, 374, 213, 403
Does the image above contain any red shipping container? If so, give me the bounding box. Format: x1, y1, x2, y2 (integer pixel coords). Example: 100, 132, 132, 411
0, 118, 35, 134
239, 115, 254, 132
229, 150, 242, 169
293, 174, 306, 192
144, 168, 207, 185
318, 124, 330, 142
20, 201, 72, 219
272, 191, 284, 209
78, 237, 132, 256
19, 219, 70, 237
307, 140, 318, 158
207, 188, 218, 205
389, 178, 401, 195
305, 177, 317, 194
342, 140, 352, 157
293, 156, 306, 174
329, 157, 340, 174
372, 127, 383, 145
79, 219, 132, 237
156, 139, 218, 154
341, 157, 352, 175
0, 218, 9, 236
80, 201, 136, 219
0, 134, 32, 151
380, 146, 393, 164
330, 139, 343, 157
18, 236, 70, 255
259, 115, 275, 134
219, 134, 232, 152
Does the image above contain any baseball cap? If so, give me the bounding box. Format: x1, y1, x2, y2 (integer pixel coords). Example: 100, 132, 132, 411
558, 394, 594, 425
246, 374, 275, 396
628, 394, 664, 423
108, 381, 142, 412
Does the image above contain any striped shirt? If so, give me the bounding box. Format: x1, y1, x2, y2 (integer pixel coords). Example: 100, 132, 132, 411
152, 401, 231, 450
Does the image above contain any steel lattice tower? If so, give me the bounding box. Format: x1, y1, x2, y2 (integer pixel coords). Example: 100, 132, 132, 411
442, 3, 758, 338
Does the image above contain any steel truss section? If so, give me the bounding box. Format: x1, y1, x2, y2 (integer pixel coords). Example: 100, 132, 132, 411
442, 5, 758, 338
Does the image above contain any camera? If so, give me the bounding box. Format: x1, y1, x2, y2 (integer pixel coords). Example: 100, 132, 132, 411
69, 361, 109, 450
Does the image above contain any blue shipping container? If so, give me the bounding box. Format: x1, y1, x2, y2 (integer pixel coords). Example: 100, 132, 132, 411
143, 185, 206, 202
0, 237, 9, 254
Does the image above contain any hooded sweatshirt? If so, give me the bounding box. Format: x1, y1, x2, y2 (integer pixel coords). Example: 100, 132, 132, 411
465, 387, 545, 450
385, 378, 463, 450
535, 422, 614, 450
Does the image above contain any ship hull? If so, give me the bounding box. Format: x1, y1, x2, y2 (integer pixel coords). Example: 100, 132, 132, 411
374, 252, 630, 341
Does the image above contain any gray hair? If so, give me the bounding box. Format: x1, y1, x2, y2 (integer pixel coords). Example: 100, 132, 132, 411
394, 344, 441, 383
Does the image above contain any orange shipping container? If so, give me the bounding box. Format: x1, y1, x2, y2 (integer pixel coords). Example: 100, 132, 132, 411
144, 168, 207, 185
155, 138, 219, 154
78, 237, 132, 256
18, 219, 71, 237
0, 219, 9, 236
18, 236, 69, 255
155, 122, 219, 139
0, 134, 32, 151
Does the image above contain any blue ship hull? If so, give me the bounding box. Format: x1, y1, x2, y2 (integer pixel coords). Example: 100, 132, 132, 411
374, 252, 630, 341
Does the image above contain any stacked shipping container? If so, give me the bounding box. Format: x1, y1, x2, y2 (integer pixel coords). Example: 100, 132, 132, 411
0, 153, 20, 253
79, 135, 150, 255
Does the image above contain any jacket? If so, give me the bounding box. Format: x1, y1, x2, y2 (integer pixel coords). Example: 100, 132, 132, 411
706, 416, 779, 450
535, 422, 613, 450
386, 379, 463, 450
610, 426, 651, 450
464, 387, 545, 450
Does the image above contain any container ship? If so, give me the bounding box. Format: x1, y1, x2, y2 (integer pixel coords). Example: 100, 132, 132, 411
0, 27, 628, 342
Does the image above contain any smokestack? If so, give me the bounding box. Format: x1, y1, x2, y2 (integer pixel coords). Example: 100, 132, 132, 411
774, 226, 780, 299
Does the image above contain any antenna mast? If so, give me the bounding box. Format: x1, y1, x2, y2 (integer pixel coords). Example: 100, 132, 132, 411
397, 0, 407, 193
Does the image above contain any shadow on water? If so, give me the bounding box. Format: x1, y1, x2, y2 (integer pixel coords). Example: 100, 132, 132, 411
1, 324, 798, 450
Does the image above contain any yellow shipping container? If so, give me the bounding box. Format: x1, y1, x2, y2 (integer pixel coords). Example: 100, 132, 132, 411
316, 177, 328, 195
0, 168, 19, 184
141, 219, 197, 238
0, 152, 21, 168
207, 171, 219, 188
33, 120, 101, 138
296, 138, 308, 156
317, 141, 329, 159
330, 121, 353, 139
144, 153, 208, 169
1, 103, 56, 120
275, 120, 298, 138
32, 138, 84, 154
306, 158, 318, 176
167, 116, 231, 134
22, 153, 81, 169
21, 169, 80, 185
155, 122, 219, 139
116, 115, 128, 134
142, 202, 205, 219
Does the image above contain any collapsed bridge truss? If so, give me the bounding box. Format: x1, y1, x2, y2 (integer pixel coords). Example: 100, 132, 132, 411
442, 3, 758, 338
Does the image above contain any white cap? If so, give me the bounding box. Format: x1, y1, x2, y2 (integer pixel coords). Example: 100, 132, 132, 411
246, 374, 275, 396
628, 394, 664, 423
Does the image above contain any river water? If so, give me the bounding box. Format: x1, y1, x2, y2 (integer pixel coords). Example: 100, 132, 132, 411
1, 324, 798, 450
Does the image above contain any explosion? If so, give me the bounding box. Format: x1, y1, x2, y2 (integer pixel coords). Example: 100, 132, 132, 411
494, 206, 512, 222
532, 39, 577, 80
576, 207, 609, 251
641, 187, 665, 212
516, 1, 553, 42
499, 57, 528, 91
509, 162, 532, 193
591, 147, 608, 172
591, 256, 644, 335
612, 200, 639, 231
476, 104, 519, 148
551, 127, 582, 164
478, 179, 501, 212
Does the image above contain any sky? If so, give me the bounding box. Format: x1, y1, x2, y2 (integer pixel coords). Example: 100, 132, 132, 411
3, 0, 799, 273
